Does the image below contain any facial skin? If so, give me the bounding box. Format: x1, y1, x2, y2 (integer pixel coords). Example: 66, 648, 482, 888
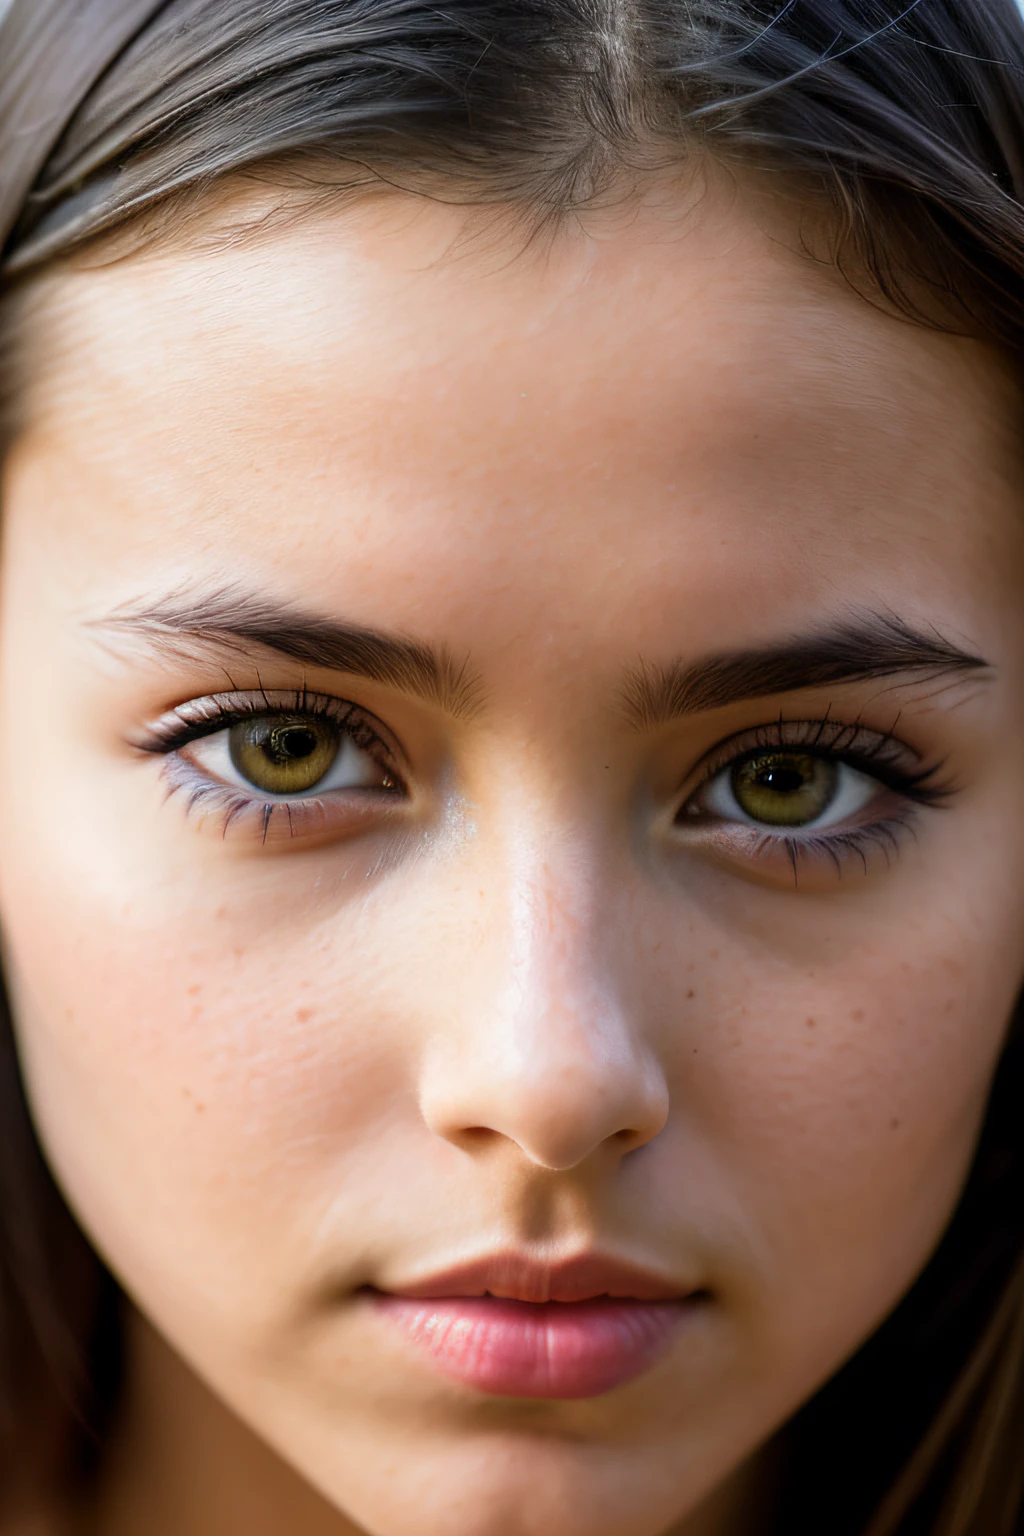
1, 173, 1024, 1536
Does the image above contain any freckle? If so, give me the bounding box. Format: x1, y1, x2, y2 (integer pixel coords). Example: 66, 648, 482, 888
215, 906, 227, 920
187, 984, 201, 997
851, 1009, 864, 1022
686, 989, 695, 1000
64, 1007, 74, 1022
195, 1103, 206, 1113
296, 1007, 314, 1023
709, 950, 719, 961
805, 1017, 817, 1029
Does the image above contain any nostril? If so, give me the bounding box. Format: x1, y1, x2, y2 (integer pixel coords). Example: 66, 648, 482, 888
448, 1125, 502, 1152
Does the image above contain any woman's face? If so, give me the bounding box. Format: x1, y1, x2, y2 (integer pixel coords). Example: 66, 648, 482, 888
2, 178, 1023, 1536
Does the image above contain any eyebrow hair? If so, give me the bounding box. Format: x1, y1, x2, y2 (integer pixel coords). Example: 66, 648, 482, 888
95, 587, 483, 719
622, 613, 990, 728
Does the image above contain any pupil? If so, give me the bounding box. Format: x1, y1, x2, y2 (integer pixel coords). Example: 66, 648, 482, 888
268, 726, 319, 763
756, 765, 806, 796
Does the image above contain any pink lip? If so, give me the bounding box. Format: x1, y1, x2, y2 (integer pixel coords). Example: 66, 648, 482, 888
372, 1253, 699, 1399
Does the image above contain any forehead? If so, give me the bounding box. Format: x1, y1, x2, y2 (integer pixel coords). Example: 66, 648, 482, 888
8, 184, 1023, 658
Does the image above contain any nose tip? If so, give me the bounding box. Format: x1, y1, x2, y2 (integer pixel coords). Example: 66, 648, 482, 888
419, 1032, 670, 1173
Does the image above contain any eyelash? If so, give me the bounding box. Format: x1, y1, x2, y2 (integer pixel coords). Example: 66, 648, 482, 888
677, 716, 952, 877
134, 689, 404, 839
136, 693, 952, 876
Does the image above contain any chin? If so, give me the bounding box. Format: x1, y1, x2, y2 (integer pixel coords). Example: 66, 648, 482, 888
286, 1425, 724, 1536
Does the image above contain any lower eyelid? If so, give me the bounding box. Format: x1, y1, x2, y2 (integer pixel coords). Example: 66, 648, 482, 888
683, 808, 922, 886
158, 754, 397, 846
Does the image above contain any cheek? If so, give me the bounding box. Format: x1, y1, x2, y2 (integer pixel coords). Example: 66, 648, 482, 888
6, 849, 1011, 1337
657, 916, 1018, 1387
0, 841, 423, 1344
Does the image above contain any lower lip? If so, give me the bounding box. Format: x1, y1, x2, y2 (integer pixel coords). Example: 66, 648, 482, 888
373, 1293, 689, 1399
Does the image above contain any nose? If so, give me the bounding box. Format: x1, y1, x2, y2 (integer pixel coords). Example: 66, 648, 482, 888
417, 852, 669, 1172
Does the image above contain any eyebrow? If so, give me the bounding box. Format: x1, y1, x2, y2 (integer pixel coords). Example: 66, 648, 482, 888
95, 587, 483, 719
622, 613, 990, 728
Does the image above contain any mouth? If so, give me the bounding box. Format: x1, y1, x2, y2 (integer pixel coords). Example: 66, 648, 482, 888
369, 1252, 703, 1400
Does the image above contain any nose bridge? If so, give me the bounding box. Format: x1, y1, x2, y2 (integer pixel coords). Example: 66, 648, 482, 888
417, 829, 669, 1171
504, 838, 618, 1059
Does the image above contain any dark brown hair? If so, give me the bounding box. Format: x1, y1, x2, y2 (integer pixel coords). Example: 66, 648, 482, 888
2, 1, 1024, 1530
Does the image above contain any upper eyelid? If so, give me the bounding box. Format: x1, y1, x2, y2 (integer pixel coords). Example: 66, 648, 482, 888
689, 718, 923, 783
130, 689, 402, 764
680, 719, 953, 814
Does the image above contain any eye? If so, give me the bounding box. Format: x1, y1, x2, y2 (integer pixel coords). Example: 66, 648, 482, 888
672, 721, 952, 885
183, 710, 397, 799
696, 748, 878, 832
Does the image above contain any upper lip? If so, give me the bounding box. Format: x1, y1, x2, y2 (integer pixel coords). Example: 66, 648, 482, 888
378, 1251, 692, 1304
